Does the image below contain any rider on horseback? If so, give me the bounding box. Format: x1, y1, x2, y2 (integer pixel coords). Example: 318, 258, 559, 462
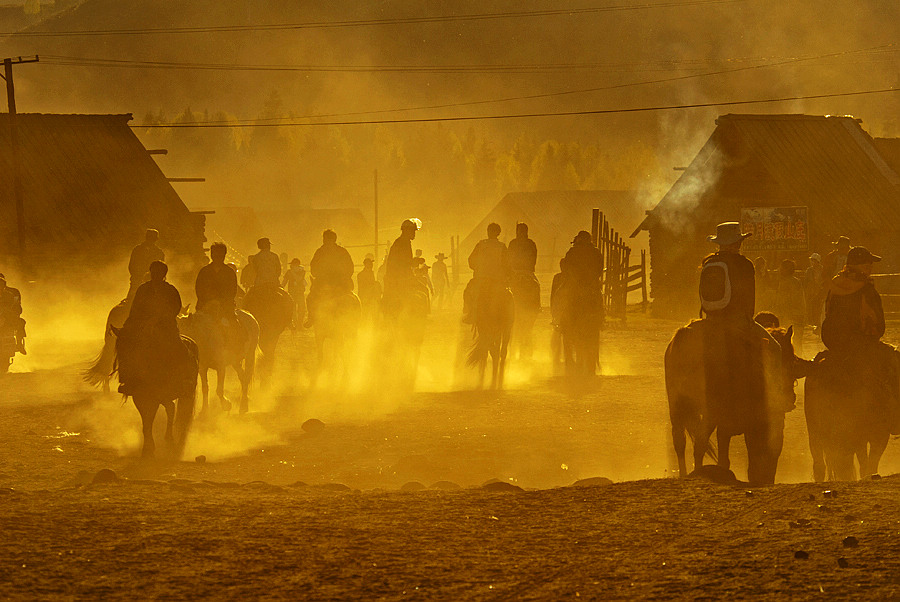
0, 274, 26, 355
196, 242, 245, 353
127, 229, 165, 300
304, 229, 355, 328
463, 223, 510, 324
508, 222, 540, 314
820, 246, 900, 432
382, 219, 423, 318
700, 222, 792, 415
244, 237, 282, 289
117, 261, 193, 396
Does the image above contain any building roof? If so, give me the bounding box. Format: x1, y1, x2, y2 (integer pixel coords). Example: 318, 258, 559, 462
0, 113, 200, 259
463, 190, 643, 256
636, 114, 900, 235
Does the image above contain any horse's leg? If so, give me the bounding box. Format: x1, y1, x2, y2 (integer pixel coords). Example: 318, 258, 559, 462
134, 397, 159, 459
162, 400, 175, 443
199, 366, 210, 418
498, 331, 509, 390
671, 415, 689, 477
217, 367, 231, 412
829, 447, 856, 481
235, 362, 249, 414
866, 431, 890, 477
716, 429, 731, 472
490, 338, 501, 390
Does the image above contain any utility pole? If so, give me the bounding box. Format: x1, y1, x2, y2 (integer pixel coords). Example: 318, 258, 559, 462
5, 56, 38, 264
1, 55, 39, 267
373, 169, 379, 260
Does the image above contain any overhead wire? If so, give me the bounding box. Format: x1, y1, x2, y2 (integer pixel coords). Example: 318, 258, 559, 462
1, 0, 748, 37
38, 44, 898, 75
80, 42, 891, 126
131, 87, 900, 129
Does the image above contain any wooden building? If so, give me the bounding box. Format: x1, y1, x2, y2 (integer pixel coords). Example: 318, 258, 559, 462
0, 113, 206, 289
632, 114, 900, 318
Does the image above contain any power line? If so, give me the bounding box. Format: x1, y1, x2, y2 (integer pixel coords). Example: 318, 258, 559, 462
131, 87, 900, 129
120, 43, 897, 126
38, 44, 899, 74
2, 0, 747, 37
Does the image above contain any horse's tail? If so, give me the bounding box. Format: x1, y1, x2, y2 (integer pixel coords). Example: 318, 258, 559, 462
83, 335, 116, 389
174, 338, 199, 457
466, 324, 488, 368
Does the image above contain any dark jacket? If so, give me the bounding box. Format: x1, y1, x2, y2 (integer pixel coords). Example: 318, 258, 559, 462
821, 270, 884, 351
195, 262, 238, 312
0, 286, 22, 329
702, 251, 755, 320
508, 237, 537, 273
124, 279, 182, 335
310, 243, 354, 292
128, 242, 164, 281
562, 241, 603, 288
385, 236, 416, 293
469, 238, 510, 282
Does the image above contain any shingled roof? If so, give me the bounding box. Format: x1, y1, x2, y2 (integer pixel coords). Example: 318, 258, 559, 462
0, 113, 203, 264
636, 114, 900, 236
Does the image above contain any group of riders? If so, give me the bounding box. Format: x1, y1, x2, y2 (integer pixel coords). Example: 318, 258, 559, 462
104, 217, 618, 395
6, 213, 896, 426
699, 221, 900, 432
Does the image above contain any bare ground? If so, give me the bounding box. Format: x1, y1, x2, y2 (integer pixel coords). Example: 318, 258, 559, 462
2, 312, 900, 599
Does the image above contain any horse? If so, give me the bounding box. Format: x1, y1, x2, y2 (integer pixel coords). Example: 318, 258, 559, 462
112, 329, 198, 459
665, 319, 796, 485
509, 271, 540, 362
552, 277, 602, 376
242, 284, 293, 387
804, 345, 899, 481
379, 285, 430, 388
177, 306, 260, 415
84, 298, 132, 393
467, 284, 515, 389
313, 289, 360, 379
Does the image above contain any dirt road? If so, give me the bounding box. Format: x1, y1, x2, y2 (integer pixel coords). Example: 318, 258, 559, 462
2, 312, 900, 599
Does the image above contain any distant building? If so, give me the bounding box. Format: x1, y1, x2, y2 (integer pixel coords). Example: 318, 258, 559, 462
0, 113, 207, 289
463, 190, 645, 273
633, 114, 900, 318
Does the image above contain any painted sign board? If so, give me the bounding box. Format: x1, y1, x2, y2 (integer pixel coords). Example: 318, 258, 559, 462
740, 206, 809, 251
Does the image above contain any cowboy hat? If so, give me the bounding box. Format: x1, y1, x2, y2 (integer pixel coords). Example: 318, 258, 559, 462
435, 252, 447, 260
707, 222, 752, 246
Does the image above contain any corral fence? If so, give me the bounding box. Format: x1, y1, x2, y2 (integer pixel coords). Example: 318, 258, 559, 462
590, 208, 648, 322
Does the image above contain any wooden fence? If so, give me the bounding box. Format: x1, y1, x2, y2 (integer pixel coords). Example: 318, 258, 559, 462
591, 208, 648, 321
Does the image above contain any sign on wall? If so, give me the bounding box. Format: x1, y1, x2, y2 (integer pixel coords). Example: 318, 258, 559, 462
740, 206, 809, 251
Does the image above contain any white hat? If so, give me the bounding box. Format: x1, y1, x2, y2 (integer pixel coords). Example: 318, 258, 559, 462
707, 222, 752, 246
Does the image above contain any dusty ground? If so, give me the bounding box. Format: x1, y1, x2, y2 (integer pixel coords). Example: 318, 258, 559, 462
2, 309, 900, 599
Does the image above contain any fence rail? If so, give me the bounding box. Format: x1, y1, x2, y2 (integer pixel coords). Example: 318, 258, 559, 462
591, 209, 648, 322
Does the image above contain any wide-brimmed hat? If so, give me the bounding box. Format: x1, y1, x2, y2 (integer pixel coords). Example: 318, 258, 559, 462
809, 253, 821, 262
435, 252, 447, 260
832, 235, 851, 248
707, 222, 751, 246
846, 246, 881, 265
